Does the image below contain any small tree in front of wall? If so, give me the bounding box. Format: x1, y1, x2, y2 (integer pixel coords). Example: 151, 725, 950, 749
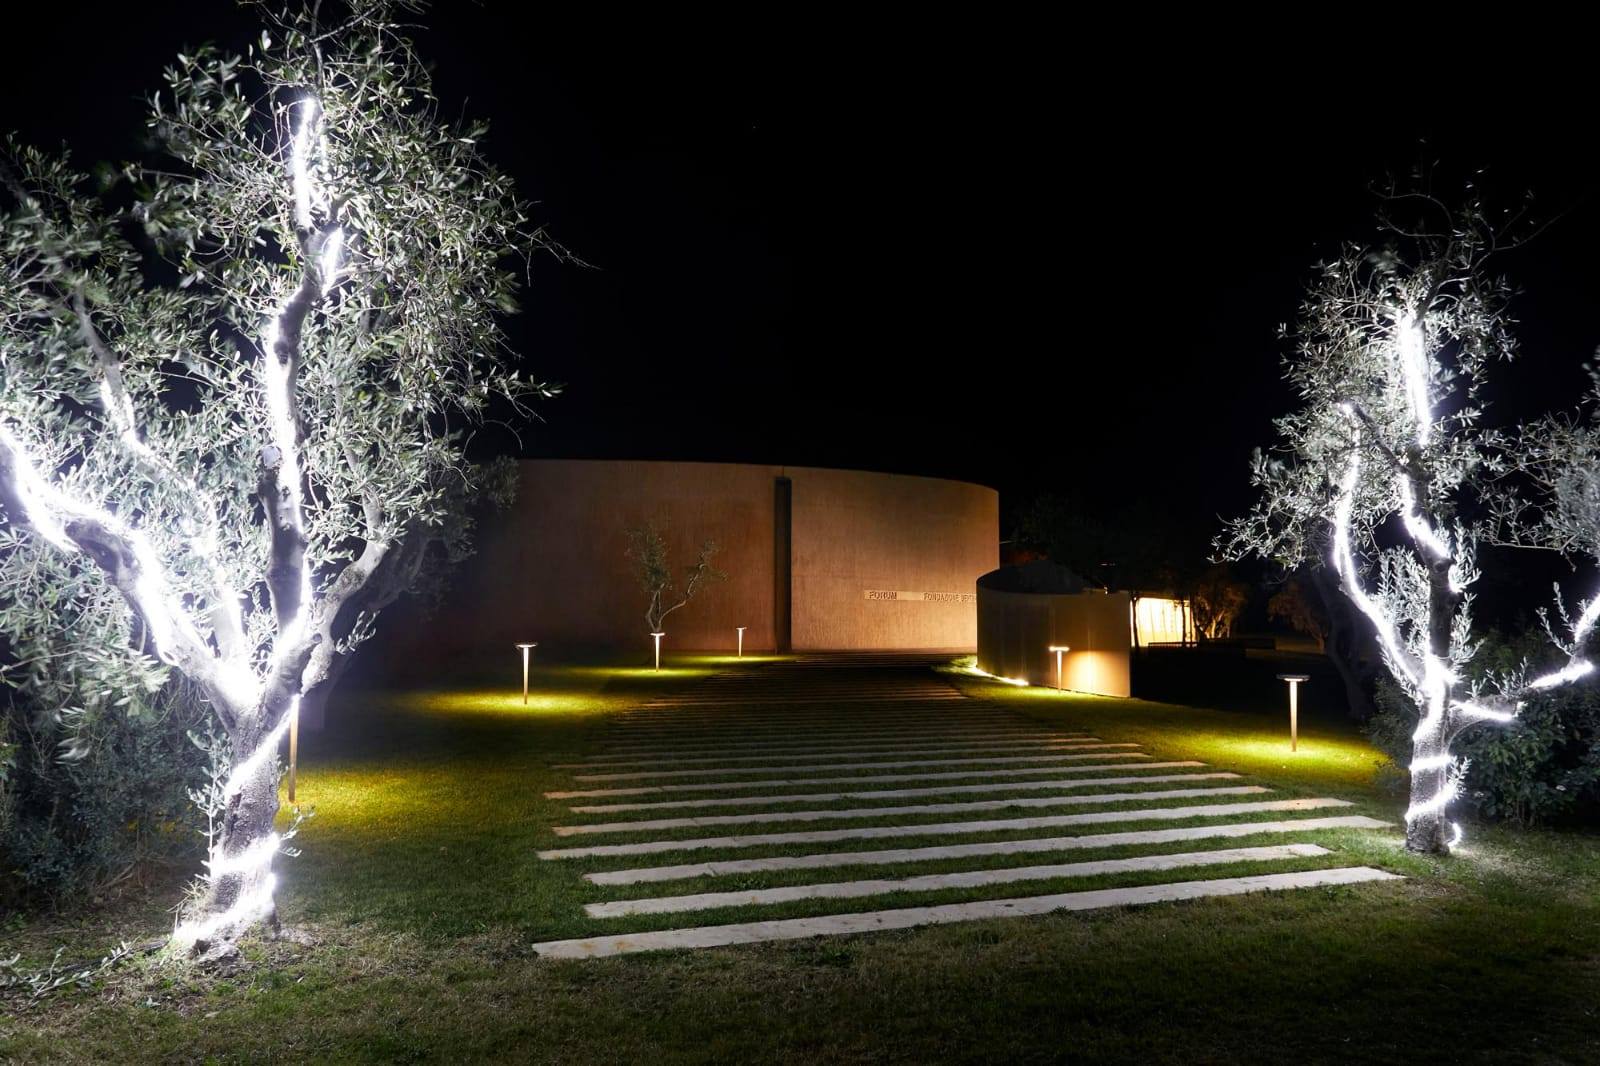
625, 523, 725, 646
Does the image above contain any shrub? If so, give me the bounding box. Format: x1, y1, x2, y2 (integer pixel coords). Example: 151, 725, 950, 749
1367, 630, 1600, 827
0, 626, 209, 911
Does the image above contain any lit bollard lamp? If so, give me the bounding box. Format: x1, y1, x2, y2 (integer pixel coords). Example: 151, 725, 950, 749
652, 631, 665, 672
1276, 673, 1309, 751
737, 626, 746, 658
1048, 645, 1071, 690
516, 642, 538, 705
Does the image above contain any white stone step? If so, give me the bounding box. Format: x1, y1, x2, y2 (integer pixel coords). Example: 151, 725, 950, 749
571, 749, 1145, 783
584, 843, 1333, 917
556, 739, 1112, 769
547, 757, 1169, 800
537, 797, 1355, 859
622, 693, 969, 709
552, 786, 1269, 837
603, 714, 1014, 736
584, 814, 1394, 885
568, 772, 1241, 812
597, 731, 1091, 756
611, 703, 986, 725
532, 866, 1403, 958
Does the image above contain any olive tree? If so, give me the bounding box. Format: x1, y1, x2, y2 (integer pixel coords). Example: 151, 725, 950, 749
1219, 193, 1596, 853
0, 2, 556, 952
625, 522, 726, 635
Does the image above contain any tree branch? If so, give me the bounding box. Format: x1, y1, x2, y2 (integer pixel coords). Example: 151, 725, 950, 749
0, 434, 242, 729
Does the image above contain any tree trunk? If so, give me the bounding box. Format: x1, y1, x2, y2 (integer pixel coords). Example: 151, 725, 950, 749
1405, 717, 1451, 854
186, 723, 283, 953
1408, 528, 1460, 856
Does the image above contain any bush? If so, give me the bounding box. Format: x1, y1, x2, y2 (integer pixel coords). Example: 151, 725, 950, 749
0, 631, 210, 912
1367, 630, 1600, 827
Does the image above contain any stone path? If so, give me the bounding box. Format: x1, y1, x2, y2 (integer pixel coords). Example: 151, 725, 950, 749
530, 655, 1400, 958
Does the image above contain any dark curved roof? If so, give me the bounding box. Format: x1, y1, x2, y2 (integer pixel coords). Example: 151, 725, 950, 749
977, 561, 1094, 595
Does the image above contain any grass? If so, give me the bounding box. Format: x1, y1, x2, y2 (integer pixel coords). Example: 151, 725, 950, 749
5, 656, 1600, 1064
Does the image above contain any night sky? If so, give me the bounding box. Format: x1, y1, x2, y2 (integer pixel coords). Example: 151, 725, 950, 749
6, 8, 1598, 568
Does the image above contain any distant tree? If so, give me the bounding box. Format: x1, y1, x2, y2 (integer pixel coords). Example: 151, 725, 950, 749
1219, 189, 1598, 853
625, 522, 726, 634
1190, 564, 1249, 640
1267, 575, 1329, 652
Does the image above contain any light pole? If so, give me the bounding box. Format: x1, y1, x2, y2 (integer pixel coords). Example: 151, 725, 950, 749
1276, 673, 1309, 751
516, 642, 537, 705
1048, 645, 1071, 691
287, 697, 300, 803
737, 626, 746, 658
652, 631, 665, 671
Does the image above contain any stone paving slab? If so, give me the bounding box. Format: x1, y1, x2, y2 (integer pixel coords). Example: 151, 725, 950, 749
591, 732, 1095, 758
557, 739, 1113, 769
532, 866, 1403, 958
603, 714, 1017, 737
595, 726, 1094, 752
571, 749, 1145, 783
545, 757, 1167, 799
552, 786, 1271, 836
584, 843, 1334, 917
537, 797, 1356, 859
582, 815, 1394, 885
622, 693, 969, 708
567, 772, 1241, 812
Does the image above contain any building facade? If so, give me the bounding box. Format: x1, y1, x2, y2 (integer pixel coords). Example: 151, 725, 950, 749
399, 459, 998, 659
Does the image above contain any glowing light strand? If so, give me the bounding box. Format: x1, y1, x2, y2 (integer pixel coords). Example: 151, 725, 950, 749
1331, 444, 1419, 689
1396, 310, 1431, 447
1397, 475, 1450, 561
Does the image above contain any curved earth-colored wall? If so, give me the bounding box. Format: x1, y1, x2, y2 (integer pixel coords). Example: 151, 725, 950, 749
399, 459, 996, 659
976, 583, 1132, 696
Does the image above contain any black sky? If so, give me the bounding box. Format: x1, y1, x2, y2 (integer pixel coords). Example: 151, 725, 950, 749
5, 7, 1599, 569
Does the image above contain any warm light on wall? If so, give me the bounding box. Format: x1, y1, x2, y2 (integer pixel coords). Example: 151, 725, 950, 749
1131, 596, 1194, 646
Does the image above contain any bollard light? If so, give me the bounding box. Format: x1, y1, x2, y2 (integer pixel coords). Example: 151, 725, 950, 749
1048, 645, 1071, 691
1277, 673, 1309, 751
516, 642, 538, 705
737, 626, 746, 658
652, 631, 665, 672
288, 696, 300, 803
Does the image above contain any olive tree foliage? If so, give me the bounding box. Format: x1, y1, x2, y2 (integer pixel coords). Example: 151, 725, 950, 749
0, 2, 556, 952
1218, 193, 1596, 854
625, 522, 726, 635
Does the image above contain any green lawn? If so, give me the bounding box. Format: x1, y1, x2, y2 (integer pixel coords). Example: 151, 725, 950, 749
5, 657, 1600, 1064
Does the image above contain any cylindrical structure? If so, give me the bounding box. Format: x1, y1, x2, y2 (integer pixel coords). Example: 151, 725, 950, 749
976, 563, 1131, 697
383, 460, 997, 663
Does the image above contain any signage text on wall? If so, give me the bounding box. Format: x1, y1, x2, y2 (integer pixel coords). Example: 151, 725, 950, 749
863, 589, 976, 604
